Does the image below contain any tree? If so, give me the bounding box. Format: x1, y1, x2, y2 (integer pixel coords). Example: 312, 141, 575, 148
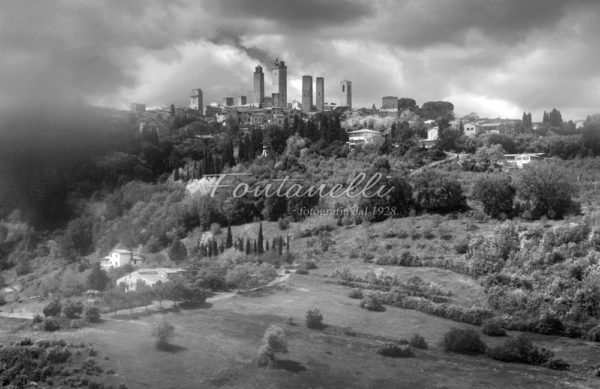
226, 225, 233, 249
473, 175, 515, 218
152, 319, 175, 347
87, 262, 110, 291
168, 239, 187, 263
257, 222, 264, 254
43, 300, 62, 317
412, 170, 468, 214
516, 163, 577, 220
257, 325, 288, 367
60, 216, 94, 261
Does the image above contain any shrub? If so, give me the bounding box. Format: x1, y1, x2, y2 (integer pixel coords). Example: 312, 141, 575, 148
377, 342, 413, 358
472, 175, 515, 218
454, 238, 470, 254
543, 358, 570, 370
535, 314, 564, 336
262, 325, 287, 354
486, 334, 553, 365
412, 170, 468, 214
409, 333, 428, 349
360, 293, 385, 312
152, 319, 175, 345
295, 265, 308, 275
43, 317, 61, 332
516, 163, 577, 220
306, 308, 324, 329
441, 328, 486, 354
32, 314, 44, 324
481, 318, 507, 337
43, 300, 62, 317
62, 301, 84, 319
278, 218, 290, 230
84, 307, 101, 323
256, 344, 274, 368
585, 324, 600, 341
47, 346, 71, 363
348, 288, 364, 299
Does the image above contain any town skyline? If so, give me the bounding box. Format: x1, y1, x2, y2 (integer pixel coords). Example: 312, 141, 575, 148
1, 1, 600, 121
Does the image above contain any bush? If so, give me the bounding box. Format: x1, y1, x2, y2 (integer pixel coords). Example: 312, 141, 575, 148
585, 324, 600, 341
43, 300, 62, 317
543, 358, 570, 370
256, 344, 275, 368
412, 170, 468, 214
535, 314, 564, 336
360, 294, 385, 312
152, 319, 175, 345
472, 175, 515, 218
486, 334, 553, 365
348, 288, 364, 299
277, 218, 290, 231
262, 325, 287, 353
409, 333, 428, 349
481, 318, 507, 337
306, 308, 324, 329
454, 237, 469, 254
516, 163, 577, 220
32, 314, 44, 324
377, 342, 413, 358
62, 301, 84, 319
441, 328, 486, 354
43, 317, 61, 332
295, 265, 309, 275
84, 307, 101, 323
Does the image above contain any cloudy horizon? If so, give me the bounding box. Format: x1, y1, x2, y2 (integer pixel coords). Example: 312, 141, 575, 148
1, 0, 599, 120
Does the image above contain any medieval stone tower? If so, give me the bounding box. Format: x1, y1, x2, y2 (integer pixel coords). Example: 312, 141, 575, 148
271, 58, 287, 108
253, 65, 264, 107
302, 75, 313, 114
316, 77, 324, 112
190, 89, 203, 114
340, 79, 352, 109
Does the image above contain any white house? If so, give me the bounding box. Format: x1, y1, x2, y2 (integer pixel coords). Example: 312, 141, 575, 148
347, 129, 384, 147
100, 249, 142, 271
418, 127, 439, 149
503, 153, 545, 169
463, 123, 477, 137
116, 268, 185, 291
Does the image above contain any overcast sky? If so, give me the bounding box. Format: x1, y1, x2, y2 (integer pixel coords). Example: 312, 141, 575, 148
1, 0, 599, 120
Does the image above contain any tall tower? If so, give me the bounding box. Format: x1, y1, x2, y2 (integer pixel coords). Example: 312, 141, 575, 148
190, 89, 203, 115
302, 75, 313, 114
340, 79, 352, 109
316, 77, 324, 112
253, 65, 264, 107
271, 58, 287, 108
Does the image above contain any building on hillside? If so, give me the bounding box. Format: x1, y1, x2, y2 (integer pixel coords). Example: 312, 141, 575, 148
223, 97, 234, 107
418, 127, 439, 149
302, 75, 313, 114
190, 89, 203, 114
463, 122, 477, 137
502, 153, 545, 169
116, 268, 185, 291
382, 96, 398, 109
347, 128, 383, 147
100, 249, 142, 271
477, 122, 502, 134
236, 96, 247, 106
316, 77, 325, 112
340, 79, 352, 108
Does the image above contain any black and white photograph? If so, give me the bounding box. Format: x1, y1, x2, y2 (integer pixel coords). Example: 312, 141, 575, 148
2, 1, 600, 388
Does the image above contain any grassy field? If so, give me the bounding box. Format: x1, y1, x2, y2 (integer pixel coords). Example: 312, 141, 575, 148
2, 215, 600, 388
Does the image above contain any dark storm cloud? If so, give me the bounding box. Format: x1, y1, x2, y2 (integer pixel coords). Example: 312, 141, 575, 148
204, 0, 372, 28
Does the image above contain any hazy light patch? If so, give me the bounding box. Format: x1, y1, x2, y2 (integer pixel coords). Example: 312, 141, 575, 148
448, 92, 522, 119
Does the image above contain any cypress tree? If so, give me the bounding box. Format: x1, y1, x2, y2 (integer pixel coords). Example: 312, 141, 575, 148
254, 240, 257, 254
278, 236, 283, 256
173, 168, 180, 181
226, 225, 233, 248
286, 236, 290, 252
220, 241, 224, 253
245, 239, 251, 255
213, 239, 218, 256
208, 242, 213, 257
272, 238, 277, 251
265, 240, 269, 251
257, 222, 264, 254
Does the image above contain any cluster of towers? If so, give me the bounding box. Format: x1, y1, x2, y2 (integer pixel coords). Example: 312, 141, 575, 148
253, 58, 288, 109
190, 58, 353, 114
